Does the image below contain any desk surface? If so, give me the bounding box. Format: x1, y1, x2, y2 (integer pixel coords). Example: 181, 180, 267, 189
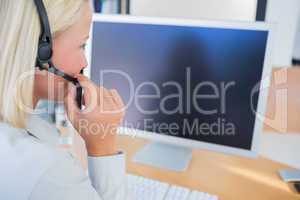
117, 135, 299, 200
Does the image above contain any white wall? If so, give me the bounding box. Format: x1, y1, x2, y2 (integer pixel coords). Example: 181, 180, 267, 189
266, 0, 300, 67
293, 14, 300, 60
131, 0, 257, 22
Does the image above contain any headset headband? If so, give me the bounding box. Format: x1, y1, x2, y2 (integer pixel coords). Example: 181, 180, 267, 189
34, 0, 52, 48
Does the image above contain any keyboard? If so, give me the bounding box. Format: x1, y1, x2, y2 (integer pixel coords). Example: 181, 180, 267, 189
127, 174, 218, 200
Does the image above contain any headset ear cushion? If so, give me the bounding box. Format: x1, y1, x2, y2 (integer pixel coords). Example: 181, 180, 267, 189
38, 42, 52, 61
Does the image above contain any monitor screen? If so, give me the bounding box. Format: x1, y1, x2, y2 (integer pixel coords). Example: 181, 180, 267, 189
90, 21, 268, 151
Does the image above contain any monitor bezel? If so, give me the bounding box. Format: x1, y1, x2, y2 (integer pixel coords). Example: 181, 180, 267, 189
86, 14, 275, 158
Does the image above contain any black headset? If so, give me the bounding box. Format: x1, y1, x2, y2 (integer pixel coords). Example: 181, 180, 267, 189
33, 0, 83, 109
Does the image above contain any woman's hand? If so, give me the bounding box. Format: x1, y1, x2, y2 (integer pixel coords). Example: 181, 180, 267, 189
64, 74, 125, 157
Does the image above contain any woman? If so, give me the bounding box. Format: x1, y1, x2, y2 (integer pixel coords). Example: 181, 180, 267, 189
0, 0, 127, 199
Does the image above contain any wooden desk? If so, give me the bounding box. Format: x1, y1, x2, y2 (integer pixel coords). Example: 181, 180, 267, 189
117, 135, 299, 200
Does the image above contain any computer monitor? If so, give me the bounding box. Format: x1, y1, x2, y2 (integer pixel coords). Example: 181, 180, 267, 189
86, 15, 274, 171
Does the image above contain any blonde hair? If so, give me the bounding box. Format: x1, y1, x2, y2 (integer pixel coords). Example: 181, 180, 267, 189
0, 0, 88, 128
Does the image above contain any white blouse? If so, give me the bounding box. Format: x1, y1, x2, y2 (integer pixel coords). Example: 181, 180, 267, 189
0, 114, 127, 200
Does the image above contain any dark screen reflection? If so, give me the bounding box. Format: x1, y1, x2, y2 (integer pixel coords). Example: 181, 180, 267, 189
91, 22, 268, 150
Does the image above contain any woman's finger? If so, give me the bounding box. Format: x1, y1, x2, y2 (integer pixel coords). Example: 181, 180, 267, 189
110, 89, 125, 111
75, 75, 97, 110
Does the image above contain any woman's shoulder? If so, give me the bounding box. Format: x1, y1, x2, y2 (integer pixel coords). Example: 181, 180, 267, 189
0, 121, 65, 159
0, 121, 75, 199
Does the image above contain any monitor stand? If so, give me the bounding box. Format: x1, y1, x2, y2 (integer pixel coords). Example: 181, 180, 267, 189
133, 142, 192, 172
279, 169, 300, 182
